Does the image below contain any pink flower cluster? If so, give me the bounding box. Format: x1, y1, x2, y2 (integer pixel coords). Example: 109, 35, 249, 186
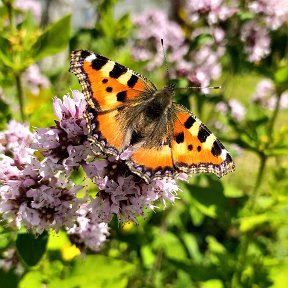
22, 64, 50, 95
240, 21, 271, 63
0, 119, 83, 234
249, 0, 288, 30
132, 11, 187, 71
132, 10, 224, 91
252, 79, 288, 110
14, 0, 42, 22
185, 0, 237, 25
0, 91, 182, 251
216, 99, 246, 121
68, 203, 109, 252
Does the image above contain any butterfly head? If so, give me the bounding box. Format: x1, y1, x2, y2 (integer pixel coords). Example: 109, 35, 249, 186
167, 82, 176, 92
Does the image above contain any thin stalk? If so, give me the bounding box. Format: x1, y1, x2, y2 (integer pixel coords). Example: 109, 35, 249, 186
15, 73, 25, 121
267, 90, 282, 142
5, 2, 16, 33
5, 1, 26, 121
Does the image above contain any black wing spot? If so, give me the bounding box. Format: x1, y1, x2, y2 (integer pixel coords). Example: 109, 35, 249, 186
184, 116, 196, 129
198, 125, 210, 143
197, 145, 201, 152
225, 153, 233, 163
188, 144, 193, 151
211, 141, 222, 157
175, 132, 184, 144
116, 91, 127, 102
127, 74, 138, 88
102, 79, 108, 84
109, 64, 127, 78
106, 87, 113, 92
81, 50, 91, 59
91, 56, 108, 70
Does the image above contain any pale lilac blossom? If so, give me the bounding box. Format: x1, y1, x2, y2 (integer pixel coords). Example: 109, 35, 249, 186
249, 0, 288, 30
0, 120, 33, 156
68, 204, 109, 252
240, 20, 271, 62
216, 99, 246, 121
0, 157, 83, 234
1, 90, 184, 237
33, 91, 92, 174
185, 0, 237, 25
0, 248, 24, 275
14, 0, 42, 22
132, 10, 188, 71
252, 79, 288, 110
22, 64, 49, 95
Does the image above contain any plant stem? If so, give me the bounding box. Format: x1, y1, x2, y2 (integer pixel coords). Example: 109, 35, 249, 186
267, 90, 282, 143
15, 73, 25, 121
5, 1, 26, 121
6, 1, 16, 34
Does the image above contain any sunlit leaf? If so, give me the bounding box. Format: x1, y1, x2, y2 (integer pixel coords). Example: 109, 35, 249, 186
32, 15, 71, 61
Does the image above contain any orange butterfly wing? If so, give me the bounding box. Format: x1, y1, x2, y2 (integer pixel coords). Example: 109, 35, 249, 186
70, 50, 157, 155
126, 104, 235, 182
70, 50, 156, 112
171, 104, 235, 178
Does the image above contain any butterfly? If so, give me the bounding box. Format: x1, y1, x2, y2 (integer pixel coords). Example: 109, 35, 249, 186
69, 50, 235, 183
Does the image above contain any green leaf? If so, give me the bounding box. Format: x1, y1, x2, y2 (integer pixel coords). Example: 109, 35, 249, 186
19, 271, 43, 288
239, 214, 270, 232
32, 15, 71, 61
200, 279, 224, 288
185, 178, 227, 219
16, 232, 48, 266
274, 66, 288, 85
48, 255, 135, 288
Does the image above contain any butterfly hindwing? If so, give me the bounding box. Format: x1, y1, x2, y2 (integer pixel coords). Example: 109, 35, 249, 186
126, 145, 175, 183
70, 50, 156, 112
84, 106, 126, 155
171, 104, 235, 178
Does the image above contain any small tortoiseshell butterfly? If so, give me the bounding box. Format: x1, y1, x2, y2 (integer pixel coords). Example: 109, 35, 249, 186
70, 50, 235, 183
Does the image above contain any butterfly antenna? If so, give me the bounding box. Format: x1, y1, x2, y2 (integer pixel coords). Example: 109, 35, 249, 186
177, 85, 222, 90
161, 39, 173, 87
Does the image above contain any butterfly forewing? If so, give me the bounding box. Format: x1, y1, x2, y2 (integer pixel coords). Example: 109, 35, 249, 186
70, 50, 156, 112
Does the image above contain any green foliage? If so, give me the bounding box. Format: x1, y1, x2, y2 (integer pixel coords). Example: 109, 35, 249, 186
32, 15, 71, 62
0, 0, 288, 287
16, 232, 48, 266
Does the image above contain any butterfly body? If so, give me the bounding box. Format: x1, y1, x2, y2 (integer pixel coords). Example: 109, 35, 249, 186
70, 50, 235, 183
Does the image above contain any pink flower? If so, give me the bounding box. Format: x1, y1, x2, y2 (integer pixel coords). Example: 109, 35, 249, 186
68, 204, 109, 252
0, 158, 83, 234
216, 99, 246, 121
132, 10, 188, 71
0, 248, 23, 275
22, 64, 49, 95
249, 0, 288, 30
33, 91, 92, 175
252, 79, 288, 110
186, 0, 237, 25
14, 0, 42, 22
240, 20, 271, 62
